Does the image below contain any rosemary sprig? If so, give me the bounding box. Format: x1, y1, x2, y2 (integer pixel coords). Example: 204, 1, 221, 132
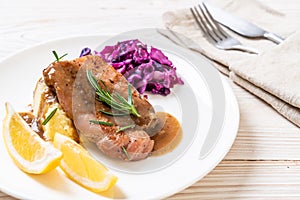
52, 50, 68, 62
89, 120, 113, 126
42, 108, 57, 125
127, 83, 132, 105
116, 124, 135, 133
99, 109, 129, 116
86, 70, 140, 117
122, 146, 131, 160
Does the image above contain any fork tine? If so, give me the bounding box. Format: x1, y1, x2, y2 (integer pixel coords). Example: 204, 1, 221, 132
198, 3, 228, 40
191, 6, 219, 43
190, 8, 209, 38
200, 3, 228, 39
190, 3, 260, 54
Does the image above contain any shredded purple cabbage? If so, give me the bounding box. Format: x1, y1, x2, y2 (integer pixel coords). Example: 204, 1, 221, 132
79, 39, 183, 96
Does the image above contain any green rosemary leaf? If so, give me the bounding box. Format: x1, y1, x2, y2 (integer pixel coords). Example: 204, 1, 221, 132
99, 110, 129, 116
113, 92, 128, 105
128, 84, 132, 105
122, 146, 131, 160
130, 105, 140, 117
86, 70, 140, 117
52, 51, 59, 61
116, 124, 135, 133
52, 51, 68, 62
59, 53, 68, 60
87, 70, 102, 92
89, 120, 113, 126
42, 108, 58, 125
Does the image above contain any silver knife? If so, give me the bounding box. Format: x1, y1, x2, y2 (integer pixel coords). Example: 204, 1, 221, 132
203, 2, 284, 44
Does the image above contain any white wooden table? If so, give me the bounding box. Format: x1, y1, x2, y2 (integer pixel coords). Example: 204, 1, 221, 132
1, 0, 300, 199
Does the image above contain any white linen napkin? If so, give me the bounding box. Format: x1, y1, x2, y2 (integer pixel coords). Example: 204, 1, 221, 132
230, 32, 300, 127
162, 0, 300, 127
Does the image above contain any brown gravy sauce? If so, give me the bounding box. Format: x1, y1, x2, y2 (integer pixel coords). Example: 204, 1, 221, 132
19, 112, 44, 139
151, 112, 182, 156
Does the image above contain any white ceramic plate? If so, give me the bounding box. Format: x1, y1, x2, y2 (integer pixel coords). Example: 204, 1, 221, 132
0, 32, 239, 200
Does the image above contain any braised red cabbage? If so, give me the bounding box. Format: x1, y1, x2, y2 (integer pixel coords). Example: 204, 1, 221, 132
80, 39, 183, 96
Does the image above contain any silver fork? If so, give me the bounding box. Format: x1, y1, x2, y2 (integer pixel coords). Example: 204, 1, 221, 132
190, 3, 259, 54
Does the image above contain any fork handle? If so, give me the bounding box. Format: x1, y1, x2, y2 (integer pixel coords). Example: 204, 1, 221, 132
232, 45, 260, 54
263, 32, 285, 44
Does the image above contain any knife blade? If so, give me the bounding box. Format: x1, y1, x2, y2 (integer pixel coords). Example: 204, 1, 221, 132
203, 2, 284, 44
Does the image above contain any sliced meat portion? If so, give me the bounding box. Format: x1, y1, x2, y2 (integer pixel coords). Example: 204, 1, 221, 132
43, 55, 158, 161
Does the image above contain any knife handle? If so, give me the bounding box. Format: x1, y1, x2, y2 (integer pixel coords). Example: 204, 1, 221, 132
263, 32, 285, 44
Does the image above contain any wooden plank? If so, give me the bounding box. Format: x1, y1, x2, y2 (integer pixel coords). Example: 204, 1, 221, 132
169, 160, 300, 199
230, 81, 299, 130
0, 197, 16, 200
0, 193, 16, 200
225, 82, 300, 160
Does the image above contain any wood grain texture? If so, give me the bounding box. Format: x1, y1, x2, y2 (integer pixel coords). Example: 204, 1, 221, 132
1, 0, 300, 199
170, 161, 300, 199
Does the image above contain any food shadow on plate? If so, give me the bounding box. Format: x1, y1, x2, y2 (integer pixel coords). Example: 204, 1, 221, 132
28, 168, 72, 193
28, 168, 126, 198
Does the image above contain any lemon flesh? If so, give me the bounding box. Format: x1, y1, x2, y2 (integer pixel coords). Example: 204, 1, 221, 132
53, 133, 118, 193
2, 102, 62, 174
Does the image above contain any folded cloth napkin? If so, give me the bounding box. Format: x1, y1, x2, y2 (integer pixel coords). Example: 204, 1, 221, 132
230, 32, 300, 127
162, 0, 300, 127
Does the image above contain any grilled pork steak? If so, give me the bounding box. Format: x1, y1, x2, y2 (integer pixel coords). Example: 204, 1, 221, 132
43, 55, 158, 161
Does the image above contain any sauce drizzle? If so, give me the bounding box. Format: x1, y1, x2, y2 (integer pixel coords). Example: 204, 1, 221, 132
151, 112, 182, 156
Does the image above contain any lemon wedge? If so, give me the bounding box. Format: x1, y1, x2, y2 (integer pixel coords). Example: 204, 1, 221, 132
2, 102, 62, 174
53, 133, 118, 193
42, 103, 79, 142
